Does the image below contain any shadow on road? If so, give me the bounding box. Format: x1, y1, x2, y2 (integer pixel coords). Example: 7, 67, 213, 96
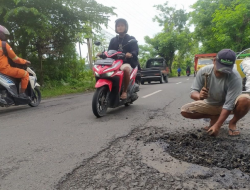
107, 104, 142, 116
0, 106, 31, 115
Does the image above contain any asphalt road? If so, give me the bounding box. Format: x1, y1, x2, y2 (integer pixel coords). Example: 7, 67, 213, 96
1, 76, 250, 190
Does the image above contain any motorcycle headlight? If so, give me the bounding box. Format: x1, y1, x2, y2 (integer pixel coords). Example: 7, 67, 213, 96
105, 71, 114, 77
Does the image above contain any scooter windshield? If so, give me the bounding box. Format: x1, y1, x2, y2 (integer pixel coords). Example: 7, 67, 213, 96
95, 58, 115, 65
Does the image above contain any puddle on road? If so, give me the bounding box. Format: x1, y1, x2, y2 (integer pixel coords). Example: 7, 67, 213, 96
151, 131, 250, 174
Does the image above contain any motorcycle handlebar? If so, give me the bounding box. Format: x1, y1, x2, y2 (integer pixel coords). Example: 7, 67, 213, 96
97, 52, 127, 60
98, 53, 107, 59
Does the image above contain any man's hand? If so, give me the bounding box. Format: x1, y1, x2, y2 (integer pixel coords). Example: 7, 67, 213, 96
125, 53, 133, 58
207, 124, 220, 136
207, 109, 231, 136
25, 61, 31, 65
199, 87, 209, 100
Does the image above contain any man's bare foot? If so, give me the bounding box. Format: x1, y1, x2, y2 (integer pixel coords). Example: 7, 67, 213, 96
228, 120, 240, 136
207, 125, 220, 136
203, 115, 219, 131
120, 92, 127, 100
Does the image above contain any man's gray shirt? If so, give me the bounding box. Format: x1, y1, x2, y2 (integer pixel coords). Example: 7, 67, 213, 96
191, 65, 242, 110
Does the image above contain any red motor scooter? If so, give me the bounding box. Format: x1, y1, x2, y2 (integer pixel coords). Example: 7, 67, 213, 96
92, 39, 140, 117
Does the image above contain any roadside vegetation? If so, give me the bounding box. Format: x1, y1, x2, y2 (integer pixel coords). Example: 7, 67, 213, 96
1, 0, 250, 96
139, 0, 250, 76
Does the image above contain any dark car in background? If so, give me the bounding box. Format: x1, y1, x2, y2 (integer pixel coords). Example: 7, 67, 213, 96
141, 58, 169, 85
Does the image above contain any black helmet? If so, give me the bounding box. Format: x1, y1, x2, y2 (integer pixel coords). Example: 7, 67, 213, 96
115, 18, 128, 34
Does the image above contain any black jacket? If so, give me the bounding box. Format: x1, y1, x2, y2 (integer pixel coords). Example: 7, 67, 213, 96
108, 34, 139, 68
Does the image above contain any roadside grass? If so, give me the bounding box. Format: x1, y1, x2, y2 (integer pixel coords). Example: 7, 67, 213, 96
40, 70, 96, 98
40, 76, 96, 99
40, 82, 95, 98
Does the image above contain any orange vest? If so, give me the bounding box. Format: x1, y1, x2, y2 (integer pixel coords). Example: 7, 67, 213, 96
0, 40, 26, 71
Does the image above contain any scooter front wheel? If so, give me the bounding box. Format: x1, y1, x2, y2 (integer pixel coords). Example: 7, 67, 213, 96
29, 87, 41, 107
92, 86, 109, 118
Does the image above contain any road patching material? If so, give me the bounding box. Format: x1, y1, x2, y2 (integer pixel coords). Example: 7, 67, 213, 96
152, 132, 250, 174
57, 127, 250, 190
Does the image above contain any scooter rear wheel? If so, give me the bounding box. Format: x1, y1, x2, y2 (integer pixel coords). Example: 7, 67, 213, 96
92, 86, 109, 118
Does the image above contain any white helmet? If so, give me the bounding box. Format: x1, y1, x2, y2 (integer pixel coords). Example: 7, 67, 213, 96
0, 25, 10, 35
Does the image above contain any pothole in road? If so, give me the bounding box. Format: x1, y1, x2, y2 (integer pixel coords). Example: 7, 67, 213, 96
153, 131, 250, 174
58, 127, 250, 190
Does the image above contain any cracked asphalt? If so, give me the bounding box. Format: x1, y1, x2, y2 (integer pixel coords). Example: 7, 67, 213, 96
1, 76, 250, 190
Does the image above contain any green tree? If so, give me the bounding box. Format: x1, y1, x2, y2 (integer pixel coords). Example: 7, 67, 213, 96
145, 1, 195, 72
145, 29, 178, 71
190, 0, 220, 53
153, 2, 188, 32
0, 0, 115, 84
92, 30, 114, 62
191, 0, 250, 53
212, 0, 250, 52
138, 44, 157, 68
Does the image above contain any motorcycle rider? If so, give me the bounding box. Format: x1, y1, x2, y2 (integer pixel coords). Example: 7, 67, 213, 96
0, 25, 31, 98
106, 18, 139, 99
177, 67, 181, 76
186, 66, 191, 75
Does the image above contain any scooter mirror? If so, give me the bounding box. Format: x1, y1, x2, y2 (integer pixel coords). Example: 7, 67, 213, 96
42, 54, 47, 60
94, 41, 101, 46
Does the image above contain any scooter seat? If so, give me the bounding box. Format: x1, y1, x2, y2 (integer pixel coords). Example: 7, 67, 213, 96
0, 73, 19, 84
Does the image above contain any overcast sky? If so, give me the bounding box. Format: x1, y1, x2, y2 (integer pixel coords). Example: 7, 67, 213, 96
79, 0, 197, 59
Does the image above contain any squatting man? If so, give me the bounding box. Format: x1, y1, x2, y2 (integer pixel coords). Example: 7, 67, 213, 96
181, 49, 250, 136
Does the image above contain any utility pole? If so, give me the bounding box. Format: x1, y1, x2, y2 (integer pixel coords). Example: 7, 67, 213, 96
79, 41, 82, 59
87, 38, 93, 69
92, 38, 95, 63
86, 20, 94, 69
